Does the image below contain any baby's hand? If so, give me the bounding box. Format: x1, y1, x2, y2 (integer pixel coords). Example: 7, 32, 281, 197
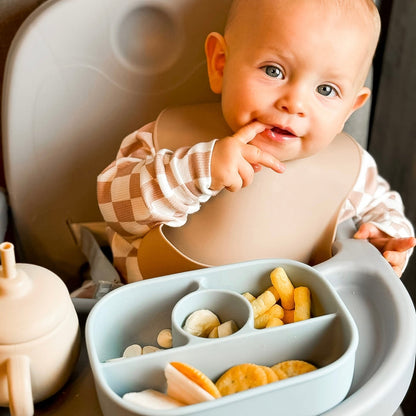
354, 223, 416, 277
210, 121, 285, 192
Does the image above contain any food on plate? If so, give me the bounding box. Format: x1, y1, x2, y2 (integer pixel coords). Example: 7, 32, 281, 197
215, 363, 270, 396
247, 267, 311, 328
294, 286, 311, 322
271, 360, 317, 379
259, 365, 279, 383
270, 267, 295, 310
183, 309, 221, 337
123, 389, 184, 409
142, 345, 161, 354
107, 340, 164, 362
250, 290, 276, 318
282, 308, 295, 324
123, 344, 142, 358
265, 315, 284, 328
124, 357, 317, 408
165, 362, 221, 405
254, 304, 284, 329
183, 310, 239, 338
242, 292, 256, 302
208, 325, 219, 338
121, 266, 318, 410
208, 320, 239, 338
266, 285, 280, 301
157, 328, 173, 348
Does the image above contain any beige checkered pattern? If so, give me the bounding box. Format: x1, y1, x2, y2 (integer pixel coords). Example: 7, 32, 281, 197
98, 122, 414, 282
97, 122, 218, 282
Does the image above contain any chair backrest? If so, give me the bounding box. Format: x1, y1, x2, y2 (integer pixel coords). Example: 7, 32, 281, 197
1, 0, 232, 287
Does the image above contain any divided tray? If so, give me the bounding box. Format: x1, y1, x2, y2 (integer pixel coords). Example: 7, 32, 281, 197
86, 259, 359, 416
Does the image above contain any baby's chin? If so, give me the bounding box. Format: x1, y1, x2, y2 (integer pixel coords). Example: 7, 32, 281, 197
252, 133, 327, 162
249, 136, 304, 163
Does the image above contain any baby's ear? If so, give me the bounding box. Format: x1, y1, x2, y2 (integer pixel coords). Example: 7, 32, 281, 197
351, 86, 372, 114
205, 32, 227, 94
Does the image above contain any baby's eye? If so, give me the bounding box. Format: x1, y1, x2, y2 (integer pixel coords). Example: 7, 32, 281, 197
317, 84, 338, 97
262, 65, 283, 79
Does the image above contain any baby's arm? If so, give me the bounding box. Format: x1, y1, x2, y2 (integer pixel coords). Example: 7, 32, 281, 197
97, 122, 218, 236
98, 121, 283, 238
342, 149, 415, 276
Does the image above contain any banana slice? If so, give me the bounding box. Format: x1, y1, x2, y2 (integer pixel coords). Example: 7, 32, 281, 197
183, 309, 220, 337
165, 363, 217, 405
123, 389, 184, 409
142, 345, 160, 354
208, 326, 219, 338
157, 328, 173, 348
123, 344, 142, 358
217, 320, 238, 337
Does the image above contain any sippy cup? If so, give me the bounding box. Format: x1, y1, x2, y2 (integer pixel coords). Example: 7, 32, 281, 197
0, 242, 80, 416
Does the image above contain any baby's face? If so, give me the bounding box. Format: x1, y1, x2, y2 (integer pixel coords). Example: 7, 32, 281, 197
210, 0, 374, 162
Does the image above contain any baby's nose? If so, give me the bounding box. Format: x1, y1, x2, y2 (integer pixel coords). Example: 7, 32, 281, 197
275, 85, 306, 117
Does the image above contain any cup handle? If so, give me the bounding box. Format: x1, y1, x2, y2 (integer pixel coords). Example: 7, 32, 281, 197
6, 355, 34, 416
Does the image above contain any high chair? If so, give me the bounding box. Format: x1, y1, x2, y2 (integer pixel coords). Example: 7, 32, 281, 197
1, 0, 415, 415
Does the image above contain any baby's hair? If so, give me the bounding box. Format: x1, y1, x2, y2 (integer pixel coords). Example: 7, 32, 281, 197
225, 0, 381, 42
323, 0, 381, 40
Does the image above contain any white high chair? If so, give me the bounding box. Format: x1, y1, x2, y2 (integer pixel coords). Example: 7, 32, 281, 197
1, 0, 415, 415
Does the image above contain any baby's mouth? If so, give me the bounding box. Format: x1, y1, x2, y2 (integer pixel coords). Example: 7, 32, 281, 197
270, 126, 296, 137
264, 126, 298, 141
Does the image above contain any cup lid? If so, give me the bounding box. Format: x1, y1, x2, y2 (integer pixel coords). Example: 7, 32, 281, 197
0, 242, 71, 344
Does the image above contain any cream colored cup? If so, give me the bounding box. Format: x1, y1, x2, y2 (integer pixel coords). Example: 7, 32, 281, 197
0, 242, 80, 416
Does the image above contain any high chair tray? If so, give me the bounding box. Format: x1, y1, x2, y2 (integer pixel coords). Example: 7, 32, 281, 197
85, 237, 416, 416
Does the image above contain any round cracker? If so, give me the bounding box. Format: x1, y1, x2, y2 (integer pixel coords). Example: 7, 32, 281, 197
215, 363, 268, 396
259, 365, 278, 383
170, 362, 221, 399
271, 360, 317, 379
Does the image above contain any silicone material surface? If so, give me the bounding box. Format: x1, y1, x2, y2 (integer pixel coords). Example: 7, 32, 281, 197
86, 232, 416, 416
87, 259, 358, 416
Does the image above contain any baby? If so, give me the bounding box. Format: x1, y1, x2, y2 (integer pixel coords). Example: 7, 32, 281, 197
98, 0, 415, 282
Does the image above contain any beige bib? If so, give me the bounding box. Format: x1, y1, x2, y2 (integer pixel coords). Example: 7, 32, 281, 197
138, 103, 361, 278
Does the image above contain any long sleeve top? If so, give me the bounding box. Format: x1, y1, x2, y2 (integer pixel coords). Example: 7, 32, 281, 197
97, 122, 414, 282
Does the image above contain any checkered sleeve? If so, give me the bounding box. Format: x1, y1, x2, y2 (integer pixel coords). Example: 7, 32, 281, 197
97, 122, 218, 238
339, 148, 414, 240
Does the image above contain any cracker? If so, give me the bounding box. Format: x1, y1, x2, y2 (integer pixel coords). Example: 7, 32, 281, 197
271, 360, 317, 379
215, 363, 268, 396
169, 362, 221, 399
259, 366, 278, 383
